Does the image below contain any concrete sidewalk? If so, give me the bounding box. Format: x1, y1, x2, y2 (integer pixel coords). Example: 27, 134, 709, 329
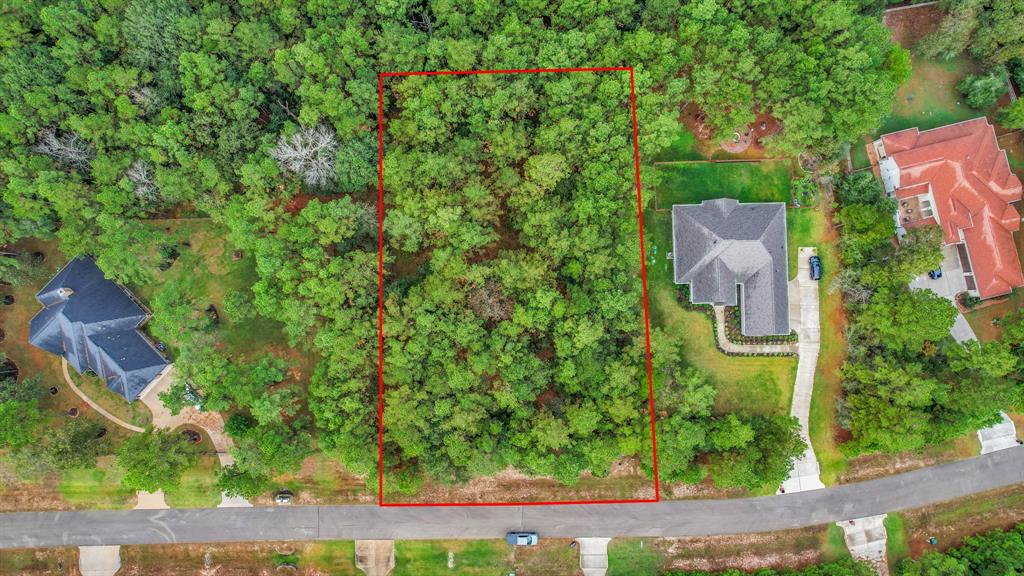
79, 546, 121, 576
578, 537, 611, 576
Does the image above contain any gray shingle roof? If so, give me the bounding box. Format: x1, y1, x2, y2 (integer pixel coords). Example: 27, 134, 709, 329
672, 199, 790, 337
28, 257, 168, 401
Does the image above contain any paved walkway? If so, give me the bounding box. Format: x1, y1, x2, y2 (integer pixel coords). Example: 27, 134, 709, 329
578, 537, 611, 576
4, 447, 1020, 547
61, 359, 144, 433
137, 367, 252, 507
138, 366, 235, 465
79, 546, 121, 576
355, 540, 395, 576
134, 490, 169, 510
712, 306, 798, 355
908, 245, 978, 343
978, 412, 1019, 454
780, 248, 825, 494
837, 515, 889, 576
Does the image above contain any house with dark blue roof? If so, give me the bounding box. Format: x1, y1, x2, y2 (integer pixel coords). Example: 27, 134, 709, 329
28, 257, 168, 401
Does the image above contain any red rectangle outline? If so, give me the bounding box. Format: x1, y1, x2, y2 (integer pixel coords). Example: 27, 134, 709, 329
377, 66, 659, 506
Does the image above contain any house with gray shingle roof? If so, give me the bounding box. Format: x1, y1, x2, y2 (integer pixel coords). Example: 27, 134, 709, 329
672, 198, 790, 337
29, 257, 168, 401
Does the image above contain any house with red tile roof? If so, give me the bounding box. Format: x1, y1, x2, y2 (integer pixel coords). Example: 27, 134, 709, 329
871, 118, 1024, 300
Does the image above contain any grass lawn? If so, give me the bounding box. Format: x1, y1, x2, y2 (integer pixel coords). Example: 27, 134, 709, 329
0, 547, 77, 574
163, 453, 221, 508
823, 524, 851, 562
878, 56, 989, 137
647, 155, 851, 483
132, 219, 288, 357
67, 370, 152, 429
610, 526, 850, 574
849, 141, 871, 171
57, 456, 135, 509
1003, 132, 1024, 173
885, 513, 910, 565
266, 454, 372, 505
393, 540, 511, 575
306, 541, 361, 574
652, 127, 706, 162
652, 160, 794, 209
608, 539, 664, 575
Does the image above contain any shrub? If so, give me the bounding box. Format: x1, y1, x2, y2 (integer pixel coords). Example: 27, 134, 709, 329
957, 68, 1009, 110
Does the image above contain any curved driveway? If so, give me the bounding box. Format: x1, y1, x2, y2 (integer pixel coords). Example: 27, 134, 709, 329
3, 447, 1021, 549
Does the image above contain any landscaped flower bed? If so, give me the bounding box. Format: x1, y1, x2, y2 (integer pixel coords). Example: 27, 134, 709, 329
675, 287, 794, 357
724, 306, 798, 346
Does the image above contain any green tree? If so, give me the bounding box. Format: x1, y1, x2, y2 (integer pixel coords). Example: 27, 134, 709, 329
956, 68, 1009, 109
858, 288, 957, 352
998, 99, 1024, 129
117, 429, 200, 492
215, 464, 271, 499
43, 418, 108, 470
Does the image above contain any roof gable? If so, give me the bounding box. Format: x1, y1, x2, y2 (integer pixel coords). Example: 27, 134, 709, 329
882, 118, 1024, 299
28, 257, 167, 401
672, 199, 790, 336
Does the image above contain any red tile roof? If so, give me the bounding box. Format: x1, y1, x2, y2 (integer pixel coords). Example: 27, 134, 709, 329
882, 118, 1023, 299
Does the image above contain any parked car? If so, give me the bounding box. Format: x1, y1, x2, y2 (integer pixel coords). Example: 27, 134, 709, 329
928, 268, 943, 279
274, 490, 294, 505
506, 532, 539, 546
808, 255, 822, 281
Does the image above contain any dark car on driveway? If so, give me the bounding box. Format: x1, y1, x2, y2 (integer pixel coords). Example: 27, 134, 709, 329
809, 255, 822, 281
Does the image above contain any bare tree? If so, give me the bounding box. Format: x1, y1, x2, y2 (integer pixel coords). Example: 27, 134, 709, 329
468, 281, 515, 322
268, 124, 338, 187
34, 128, 93, 171
126, 159, 159, 202
129, 86, 162, 113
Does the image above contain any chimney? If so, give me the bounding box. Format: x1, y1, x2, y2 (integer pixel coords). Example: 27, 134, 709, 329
57, 287, 74, 299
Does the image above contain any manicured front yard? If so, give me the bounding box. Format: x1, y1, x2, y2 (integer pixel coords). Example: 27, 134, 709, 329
67, 370, 152, 429
647, 150, 851, 484
644, 209, 796, 418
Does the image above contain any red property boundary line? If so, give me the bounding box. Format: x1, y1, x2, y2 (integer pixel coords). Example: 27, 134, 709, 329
377, 66, 659, 507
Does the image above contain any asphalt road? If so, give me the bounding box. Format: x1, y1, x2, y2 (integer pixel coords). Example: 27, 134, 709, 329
3, 447, 1022, 549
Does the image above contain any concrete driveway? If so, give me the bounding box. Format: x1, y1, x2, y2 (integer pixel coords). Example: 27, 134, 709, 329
780, 247, 825, 494
908, 244, 977, 343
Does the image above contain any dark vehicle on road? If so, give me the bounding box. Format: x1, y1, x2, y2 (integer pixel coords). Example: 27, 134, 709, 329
809, 255, 822, 281
506, 532, 539, 546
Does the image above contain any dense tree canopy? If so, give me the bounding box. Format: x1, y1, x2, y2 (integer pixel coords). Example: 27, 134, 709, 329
0, 1, 911, 491
834, 175, 1024, 455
